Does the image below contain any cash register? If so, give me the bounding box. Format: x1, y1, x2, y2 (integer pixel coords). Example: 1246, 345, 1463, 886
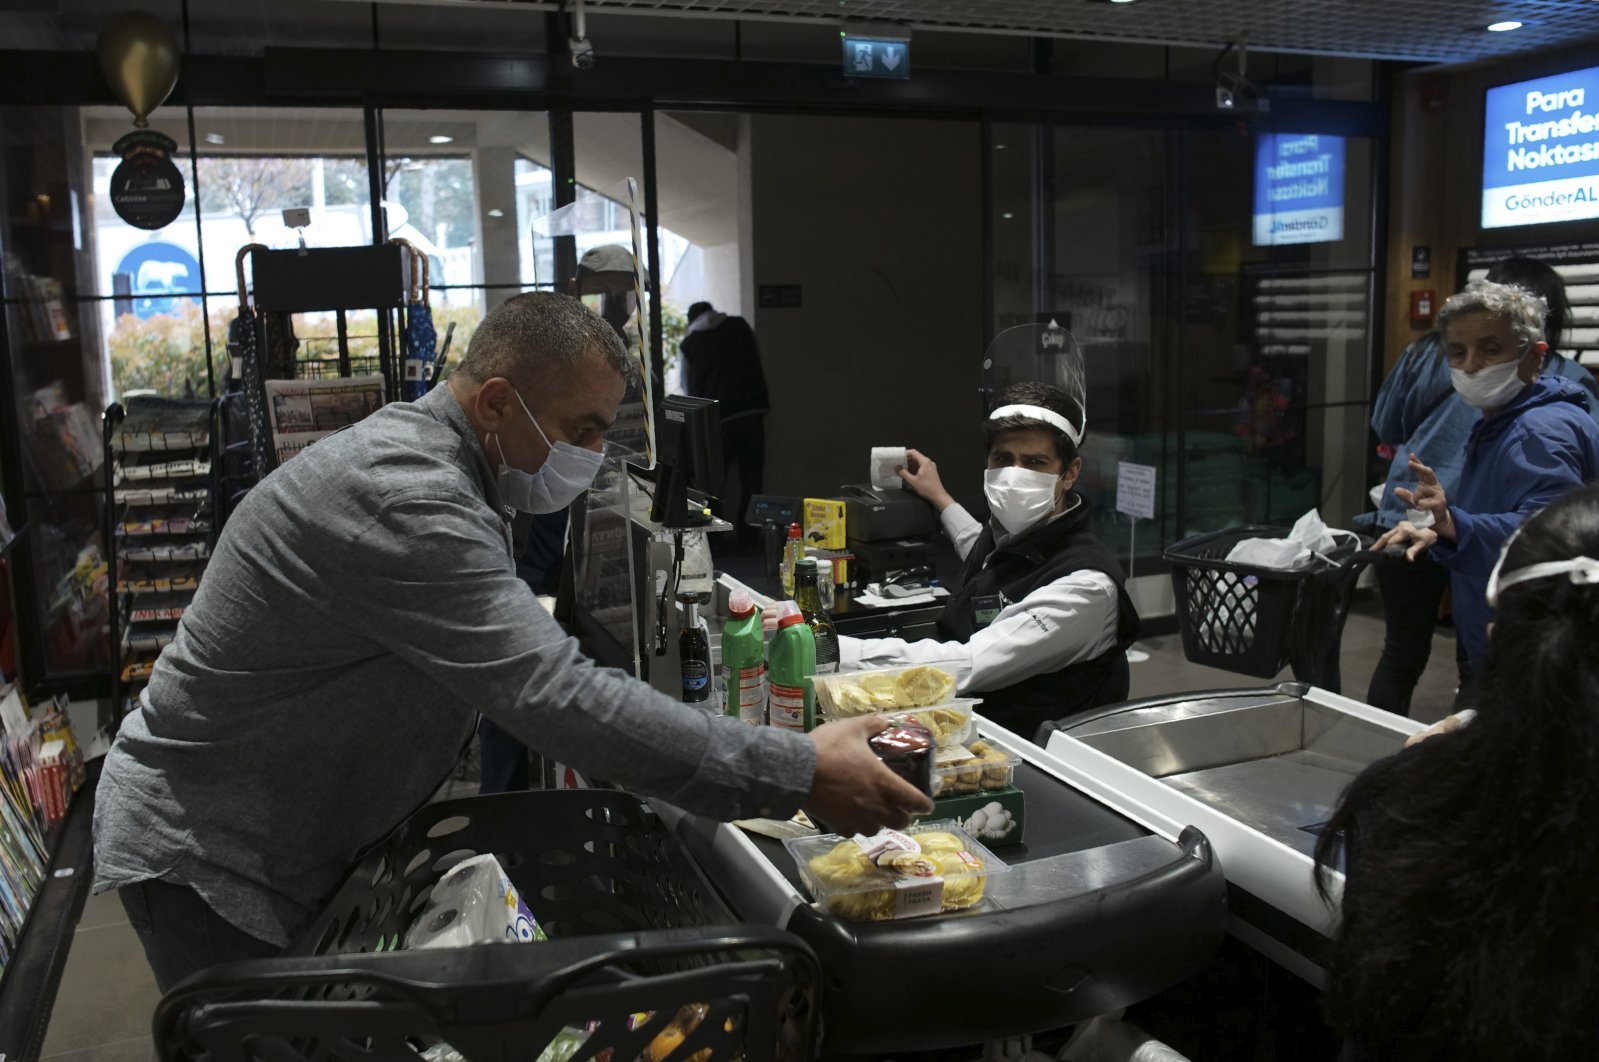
838, 483, 940, 584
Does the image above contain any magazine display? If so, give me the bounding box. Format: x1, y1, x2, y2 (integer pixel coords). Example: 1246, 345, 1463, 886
0, 687, 87, 980
109, 396, 216, 715
264, 375, 384, 464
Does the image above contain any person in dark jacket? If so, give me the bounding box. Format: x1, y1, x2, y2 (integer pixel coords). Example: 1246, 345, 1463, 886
679, 302, 769, 536
836, 381, 1140, 742
1377, 280, 1599, 702
1316, 486, 1599, 1062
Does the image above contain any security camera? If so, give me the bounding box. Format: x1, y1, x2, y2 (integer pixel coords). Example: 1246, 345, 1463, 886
1214, 70, 1257, 112
569, 36, 595, 68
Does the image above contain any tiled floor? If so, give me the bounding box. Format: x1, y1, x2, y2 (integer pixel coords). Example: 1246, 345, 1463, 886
37, 598, 1460, 1059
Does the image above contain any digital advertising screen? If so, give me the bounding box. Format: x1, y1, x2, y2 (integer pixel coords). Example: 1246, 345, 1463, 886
1482, 65, 1599, 229
1252, 133, 1346, 247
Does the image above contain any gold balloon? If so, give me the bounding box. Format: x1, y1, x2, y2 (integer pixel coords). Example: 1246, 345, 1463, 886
96, 12, 181, 129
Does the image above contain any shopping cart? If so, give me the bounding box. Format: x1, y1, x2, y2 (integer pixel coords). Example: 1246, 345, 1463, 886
1165, 525, 1382, 695
154, 789, 821, 1062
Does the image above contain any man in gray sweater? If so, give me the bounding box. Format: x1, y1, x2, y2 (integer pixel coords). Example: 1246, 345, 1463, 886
94, 292, 929, 992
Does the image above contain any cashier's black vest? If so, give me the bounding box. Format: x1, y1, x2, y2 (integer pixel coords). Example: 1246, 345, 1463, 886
937, 494, 1139, 741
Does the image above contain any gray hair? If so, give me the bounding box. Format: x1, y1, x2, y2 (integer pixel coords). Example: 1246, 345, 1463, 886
1438, 280, 1549, 355
454, 292, 638, 391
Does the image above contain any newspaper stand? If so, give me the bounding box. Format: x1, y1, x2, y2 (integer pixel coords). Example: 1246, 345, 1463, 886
154, 789, 821, 1062
1165, 525, 1379, 694
230, 242, 414, 488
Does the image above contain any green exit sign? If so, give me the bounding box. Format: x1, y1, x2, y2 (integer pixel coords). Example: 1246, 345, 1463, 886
842, 37, 910, 79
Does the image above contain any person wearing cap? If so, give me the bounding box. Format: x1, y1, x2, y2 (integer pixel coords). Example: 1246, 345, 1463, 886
1376, 279, 1599, 703
842, 380, 1140, 742
1314, 486, 1599, 1060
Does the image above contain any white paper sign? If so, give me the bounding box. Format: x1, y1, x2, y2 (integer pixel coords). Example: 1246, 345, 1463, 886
1115, 461, 1157, 521
0, 686, 30, 738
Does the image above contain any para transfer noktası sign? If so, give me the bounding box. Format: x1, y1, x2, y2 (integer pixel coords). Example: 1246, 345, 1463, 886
1252, 133, 1346, 246
1482, 65, 1599, 229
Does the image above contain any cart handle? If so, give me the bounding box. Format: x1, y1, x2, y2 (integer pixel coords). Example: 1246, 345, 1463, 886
234, 243, 269, 312
155, 924, 821, 1055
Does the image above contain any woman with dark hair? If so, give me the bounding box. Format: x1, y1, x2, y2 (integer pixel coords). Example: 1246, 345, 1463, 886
1485, 254, 1595, 399
1316, 485, 1599, 1061
836, 379, 1141, 741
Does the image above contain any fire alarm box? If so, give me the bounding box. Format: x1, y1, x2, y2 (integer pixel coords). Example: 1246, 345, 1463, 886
1410, 289, 1436, 324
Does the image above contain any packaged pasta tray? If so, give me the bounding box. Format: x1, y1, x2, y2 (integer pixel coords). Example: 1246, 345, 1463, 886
783, 820, 1007, 923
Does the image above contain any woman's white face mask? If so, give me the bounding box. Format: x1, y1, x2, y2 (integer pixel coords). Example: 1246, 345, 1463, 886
983, 467, 1060, 535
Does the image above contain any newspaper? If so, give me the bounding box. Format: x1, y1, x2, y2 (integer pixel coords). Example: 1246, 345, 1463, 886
264, 375, 385, 465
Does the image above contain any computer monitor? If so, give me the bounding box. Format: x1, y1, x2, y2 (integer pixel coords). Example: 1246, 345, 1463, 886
649, 395, 722, 526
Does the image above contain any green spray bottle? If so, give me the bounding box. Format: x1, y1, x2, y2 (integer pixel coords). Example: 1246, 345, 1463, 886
721, 590, 767, 725
766, 600, 817, 733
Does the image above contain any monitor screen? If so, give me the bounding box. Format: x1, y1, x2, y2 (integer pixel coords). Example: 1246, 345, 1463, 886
1252, 133, 1346, 246
1482, 65, 1599, 229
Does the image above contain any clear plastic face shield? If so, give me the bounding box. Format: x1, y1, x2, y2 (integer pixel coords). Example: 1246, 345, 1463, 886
1485, 527, 1599, 607
980, 321, 1087, 445
531, 179, 655, 468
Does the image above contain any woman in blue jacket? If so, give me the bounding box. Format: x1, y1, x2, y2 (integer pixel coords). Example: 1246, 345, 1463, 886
1362, 257, 1595, 714
1377, 279, 1599, 705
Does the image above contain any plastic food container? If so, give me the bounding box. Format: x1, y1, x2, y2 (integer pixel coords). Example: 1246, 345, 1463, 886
821, 700, 979, 748
812, 664, 964, 715
931, 740, 1022, 797
783, 820, 1007, 922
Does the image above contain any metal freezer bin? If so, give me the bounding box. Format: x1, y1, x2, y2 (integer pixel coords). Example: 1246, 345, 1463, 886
659, 721, 1228, 1054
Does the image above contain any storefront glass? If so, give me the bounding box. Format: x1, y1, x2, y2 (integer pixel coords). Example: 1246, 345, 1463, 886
993, 120, 1378, 571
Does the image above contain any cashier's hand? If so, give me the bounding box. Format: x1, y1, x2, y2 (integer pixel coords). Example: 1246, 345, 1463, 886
1373, 520, 1439, 562
898, 449, 956, 513
806, 716, 934, 835
1392, 454, 1456, 542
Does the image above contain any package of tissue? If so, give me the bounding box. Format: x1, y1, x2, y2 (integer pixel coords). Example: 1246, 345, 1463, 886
404, 853, 547, 949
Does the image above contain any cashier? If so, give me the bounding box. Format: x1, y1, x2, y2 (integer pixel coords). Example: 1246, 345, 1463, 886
92, 292, 930, 993
841, 382, 1140, 741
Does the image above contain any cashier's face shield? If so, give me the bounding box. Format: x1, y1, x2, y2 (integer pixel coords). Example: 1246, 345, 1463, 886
980, 323, 1087, 533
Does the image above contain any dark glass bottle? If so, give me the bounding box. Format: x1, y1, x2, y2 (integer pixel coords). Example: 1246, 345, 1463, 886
793, 558, 840, 675
679, 598, 711, 703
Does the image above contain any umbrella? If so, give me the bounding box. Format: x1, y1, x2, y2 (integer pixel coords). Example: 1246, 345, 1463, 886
233, 244, 275, 484
394, 240, 437, 402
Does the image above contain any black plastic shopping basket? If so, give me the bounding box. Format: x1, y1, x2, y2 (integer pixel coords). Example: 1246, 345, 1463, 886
1165, 525, 1380, 694
154, 789, 821, 1062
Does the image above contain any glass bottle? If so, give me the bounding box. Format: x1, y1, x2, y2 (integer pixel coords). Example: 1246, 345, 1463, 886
793, 558, 840, 675
780, 522, 804, 597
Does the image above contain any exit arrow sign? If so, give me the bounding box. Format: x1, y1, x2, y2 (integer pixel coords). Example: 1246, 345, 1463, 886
842, 37, 911, 80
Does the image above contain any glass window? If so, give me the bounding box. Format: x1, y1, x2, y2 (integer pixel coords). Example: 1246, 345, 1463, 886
992, 120, 1377, 570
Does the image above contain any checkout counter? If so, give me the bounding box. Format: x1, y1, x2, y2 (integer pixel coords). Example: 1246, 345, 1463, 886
659, 715, 1227, 1052
566, 456, 1411, 1051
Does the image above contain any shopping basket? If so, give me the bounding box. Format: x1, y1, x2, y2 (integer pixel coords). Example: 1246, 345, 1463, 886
1165, 525, 1379, 693
154, 789, 821, 1062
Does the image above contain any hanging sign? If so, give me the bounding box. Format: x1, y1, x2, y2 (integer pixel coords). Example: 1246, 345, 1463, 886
110, 130, 186, 230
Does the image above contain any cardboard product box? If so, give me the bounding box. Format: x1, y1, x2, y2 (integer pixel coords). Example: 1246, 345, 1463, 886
916, 785, 1026, 848
803, 498, 847, 549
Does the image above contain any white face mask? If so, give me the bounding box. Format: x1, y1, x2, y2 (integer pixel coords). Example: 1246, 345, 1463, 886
491, 390, 604, 514
983, 466, 1060, 535
1450, 359, 1526, 410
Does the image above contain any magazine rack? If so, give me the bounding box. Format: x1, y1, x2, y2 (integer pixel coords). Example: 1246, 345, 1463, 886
230, 243, 418, 489
101, 398, 224, 723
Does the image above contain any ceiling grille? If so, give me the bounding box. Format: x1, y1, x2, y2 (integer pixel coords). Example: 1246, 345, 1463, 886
402, 0, 1599, 63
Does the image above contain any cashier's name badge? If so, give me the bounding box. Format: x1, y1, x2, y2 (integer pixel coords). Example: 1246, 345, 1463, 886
972, 594, 1004, 629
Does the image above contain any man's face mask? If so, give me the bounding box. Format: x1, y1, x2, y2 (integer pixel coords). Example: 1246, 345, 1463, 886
491, 389, 604, 514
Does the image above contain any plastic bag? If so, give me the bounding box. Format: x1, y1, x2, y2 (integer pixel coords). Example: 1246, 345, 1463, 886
1226, 509, 1357, 571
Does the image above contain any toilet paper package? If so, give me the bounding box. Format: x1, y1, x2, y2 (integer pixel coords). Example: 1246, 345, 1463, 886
404, 853, 548, 949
